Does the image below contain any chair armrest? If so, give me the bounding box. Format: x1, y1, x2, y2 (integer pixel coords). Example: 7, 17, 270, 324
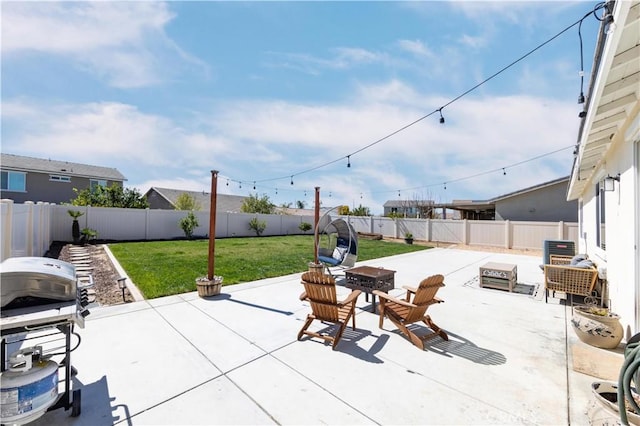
299, 291, 308, 301
373, 290, 417, 308
402, 285, 418, 294
338, 289, 361, 306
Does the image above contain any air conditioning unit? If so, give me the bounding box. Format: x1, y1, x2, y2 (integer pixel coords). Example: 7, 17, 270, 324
543, 239, 576, 264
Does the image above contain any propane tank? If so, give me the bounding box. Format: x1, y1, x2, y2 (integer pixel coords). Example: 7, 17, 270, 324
1, 346, 59, 425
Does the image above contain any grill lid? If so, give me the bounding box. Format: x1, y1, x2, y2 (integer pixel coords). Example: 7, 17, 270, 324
0, 257, 77, 308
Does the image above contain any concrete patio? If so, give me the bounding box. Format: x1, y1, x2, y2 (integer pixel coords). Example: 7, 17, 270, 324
31, 247, 622, 425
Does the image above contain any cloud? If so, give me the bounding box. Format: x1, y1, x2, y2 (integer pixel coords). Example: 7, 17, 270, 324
264, 46, 386, 75
2, 82, 576, 210
1, 2, 207, 88
397, 39, 434, 58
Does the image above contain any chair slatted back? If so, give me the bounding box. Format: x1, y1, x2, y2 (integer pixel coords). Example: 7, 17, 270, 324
301, 272, 339, 322
405, 275, 445, 323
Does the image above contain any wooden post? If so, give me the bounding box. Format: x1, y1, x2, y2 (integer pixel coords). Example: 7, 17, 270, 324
314, 187, 320, 264
208, 170, 218, 281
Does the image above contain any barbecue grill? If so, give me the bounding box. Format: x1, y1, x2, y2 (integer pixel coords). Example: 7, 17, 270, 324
1, 256, 91, 424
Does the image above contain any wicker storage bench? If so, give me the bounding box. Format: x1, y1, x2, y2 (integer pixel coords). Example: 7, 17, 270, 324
543, 264, 598, 303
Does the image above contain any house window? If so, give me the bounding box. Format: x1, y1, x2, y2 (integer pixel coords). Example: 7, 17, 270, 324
50, 175, 71, 183
595, 182, 606, 250
1, 171, 26, 192
90, 179, 107, 191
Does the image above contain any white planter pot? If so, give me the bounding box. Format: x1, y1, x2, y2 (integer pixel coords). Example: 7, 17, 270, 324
571, 306, 623, 349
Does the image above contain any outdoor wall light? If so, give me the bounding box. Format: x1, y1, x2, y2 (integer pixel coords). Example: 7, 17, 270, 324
117, 277, 127, 302
603, 174, 620, 192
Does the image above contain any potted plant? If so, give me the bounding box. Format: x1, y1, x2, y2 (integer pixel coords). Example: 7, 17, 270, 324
67, 210, 84, 244
196, 275, 223, 297
571, 304, 623, 349
404, 232, 414, 244
80, 228, 98, 245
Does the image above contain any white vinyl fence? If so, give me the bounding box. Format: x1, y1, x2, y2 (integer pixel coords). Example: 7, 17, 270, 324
0, 200, 578, 261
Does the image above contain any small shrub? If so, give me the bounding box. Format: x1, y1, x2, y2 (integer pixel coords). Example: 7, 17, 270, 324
179, 212, 199, 239
249, 217, 267, 236
298, 222, 312, 233
80, 228, 98, 244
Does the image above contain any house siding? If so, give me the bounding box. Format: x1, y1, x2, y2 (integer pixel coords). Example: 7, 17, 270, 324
495, 181, 578, 222
146, 189, 176, 210
1, 170, 122, 204
579, 133, 639, 338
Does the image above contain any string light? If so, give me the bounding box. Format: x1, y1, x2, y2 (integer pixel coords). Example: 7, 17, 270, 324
503, 168, 507, 176
444, 182, 447, 190
226, 179, 229, 186
253, 181, 256, 190
218, 4, 606, 195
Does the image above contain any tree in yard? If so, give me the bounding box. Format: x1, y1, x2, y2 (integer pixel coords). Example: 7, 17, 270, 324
241, 193, 275, 214
179, 212, 199, 239
296, 200, 306, 209
249, 217, 267, 236
70, 184, 149, 208
175, 193, 201, 211
338, 205, 350, 215
298, 222, 312, 234
351, 204, 371, 216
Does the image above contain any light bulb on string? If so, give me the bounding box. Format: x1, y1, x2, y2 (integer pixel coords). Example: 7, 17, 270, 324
239, 182, 242, 189
444, 182, 447, 190
503, 168, 507, 176
347, 155, 351, 168
226, 179, 229, 186
253, 181, 256, 190
329, 192, 332, 198
290, 176, 294, 185
275, 188, 278, 195
438, 108, 445, 124
398, 190, 401, 197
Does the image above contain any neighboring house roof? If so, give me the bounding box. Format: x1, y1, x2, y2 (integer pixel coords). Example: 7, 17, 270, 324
1, 153, 126, 181
383, 200, 435, 208
490, 176, 570, 202
568, 1, 640, 200
147, 187, 246, 212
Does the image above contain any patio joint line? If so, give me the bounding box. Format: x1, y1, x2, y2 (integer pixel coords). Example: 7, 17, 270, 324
563, 304, 572, 425
135, 303, 284, 424
378, 356, 529, 424
266, 351, 382, 425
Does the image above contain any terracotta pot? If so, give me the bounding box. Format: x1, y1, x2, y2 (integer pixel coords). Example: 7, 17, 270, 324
571, 306, 623, 349
196, 276, 223, 298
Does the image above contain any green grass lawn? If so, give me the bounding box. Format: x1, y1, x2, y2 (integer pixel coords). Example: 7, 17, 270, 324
109, 235, 430, 299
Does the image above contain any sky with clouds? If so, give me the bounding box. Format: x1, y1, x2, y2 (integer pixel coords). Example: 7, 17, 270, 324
1, 1, 603, 214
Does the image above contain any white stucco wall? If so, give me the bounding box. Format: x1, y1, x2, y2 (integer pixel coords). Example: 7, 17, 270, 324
579, 116, 640, 339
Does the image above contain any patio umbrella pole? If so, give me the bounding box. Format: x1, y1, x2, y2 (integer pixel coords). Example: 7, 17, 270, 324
314, 187, 320, 264
208, 170, 218, 281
